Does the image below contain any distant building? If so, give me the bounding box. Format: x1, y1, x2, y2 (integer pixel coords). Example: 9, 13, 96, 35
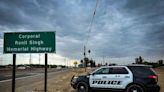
158, 60, 163, 65
78, 64, 83, 68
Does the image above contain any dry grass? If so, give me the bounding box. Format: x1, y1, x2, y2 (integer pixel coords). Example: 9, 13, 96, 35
31, 68, 164, 92
30, 68, 87, 92
154, 68, 164, 92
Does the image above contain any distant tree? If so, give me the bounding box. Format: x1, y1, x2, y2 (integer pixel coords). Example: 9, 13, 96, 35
73, 61, 78, 67
80, 59, 83, 64
84, 57, 89, 67
93, 61, 96, 67
90, 59, 94, 67
51, 65, 57, 68
105, 63, 108, 66
109, 63, 117, 66
143, 61, 149, 65
135, 56, 144, 64
80, 59, 84, 67
135, 58, 139, 64
158, 60, 163, 66
97, 63, 102, 67
139, 56, 143, 64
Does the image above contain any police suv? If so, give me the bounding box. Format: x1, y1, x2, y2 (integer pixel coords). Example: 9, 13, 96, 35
71, 65, 160, 92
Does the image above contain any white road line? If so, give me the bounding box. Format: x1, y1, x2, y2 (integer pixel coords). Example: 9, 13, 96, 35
0, 69, 70, 83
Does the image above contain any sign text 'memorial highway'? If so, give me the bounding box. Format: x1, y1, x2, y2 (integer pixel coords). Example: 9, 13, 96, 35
4, 32, 56, 53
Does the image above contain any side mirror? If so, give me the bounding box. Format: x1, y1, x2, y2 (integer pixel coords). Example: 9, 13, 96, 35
91, 73, 95, 76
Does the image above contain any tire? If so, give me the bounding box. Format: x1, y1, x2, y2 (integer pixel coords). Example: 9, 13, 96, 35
126, 84, 145, 92
76, 82, 89, 92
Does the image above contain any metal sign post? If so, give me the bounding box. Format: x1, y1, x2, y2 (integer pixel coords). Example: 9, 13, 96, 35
45, 53, 47, 92
12, 54, 16, 92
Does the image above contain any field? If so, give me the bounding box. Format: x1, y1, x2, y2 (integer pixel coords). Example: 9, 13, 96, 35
44, 68, 164, 92
0, 67, 163, 92
155, 68, 164, 92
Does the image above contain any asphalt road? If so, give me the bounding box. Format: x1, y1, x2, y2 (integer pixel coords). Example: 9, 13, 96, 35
0, 68, 67, 81
0, 69, 71, 92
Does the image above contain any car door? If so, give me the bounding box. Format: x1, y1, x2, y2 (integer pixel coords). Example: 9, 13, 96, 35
90, 67, 127, 89
89, 66, 133, 89
89, 67, 110, 88
106, 66, 133, 89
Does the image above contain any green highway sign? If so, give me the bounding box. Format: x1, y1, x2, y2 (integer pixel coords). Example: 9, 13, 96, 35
4, 32, 56, 53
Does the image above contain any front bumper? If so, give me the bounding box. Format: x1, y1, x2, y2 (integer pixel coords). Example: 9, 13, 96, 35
70, 76, 77, 89
145, 84, 160, 92
71, 81, 77, 89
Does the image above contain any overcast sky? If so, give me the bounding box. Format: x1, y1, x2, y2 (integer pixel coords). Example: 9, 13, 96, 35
0, 0, 164, 65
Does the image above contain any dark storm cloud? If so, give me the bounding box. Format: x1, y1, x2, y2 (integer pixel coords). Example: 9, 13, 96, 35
0, 0, 24, 26
0, 0, 89, 39
142, 25, 164, 55
123, 0, 164, 57
0, 0, 58, 27
0, 0, 164, 59
86, 0, 164, 57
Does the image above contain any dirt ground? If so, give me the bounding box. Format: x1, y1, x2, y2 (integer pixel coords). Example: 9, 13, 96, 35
46, 68, 92, 92
46, 68, 84, 92
31, 67, 164, 92
21, 68, 88, 92
154, 68, 164, 92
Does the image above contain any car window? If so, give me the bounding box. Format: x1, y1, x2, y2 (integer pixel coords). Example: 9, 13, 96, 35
128, 66, 155, 76
94, 68, 109, 74
109, 67, 129, 74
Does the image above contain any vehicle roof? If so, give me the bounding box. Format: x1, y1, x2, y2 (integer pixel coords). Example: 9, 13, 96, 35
99, 64, 152, 68
99, 65, 127, 68
126, 64, 152, 67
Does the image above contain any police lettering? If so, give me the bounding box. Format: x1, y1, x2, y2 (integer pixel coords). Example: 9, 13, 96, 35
92, 80, 121, 85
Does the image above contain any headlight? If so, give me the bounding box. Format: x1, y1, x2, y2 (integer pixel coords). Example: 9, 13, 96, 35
72, 76, 78, 82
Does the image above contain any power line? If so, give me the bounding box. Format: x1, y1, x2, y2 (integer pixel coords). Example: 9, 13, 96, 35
83, 0, 99, 59
39, 54, 41, 65
83, 0, 99, 71
85, 0, 99, 47
29, 54, 32, 65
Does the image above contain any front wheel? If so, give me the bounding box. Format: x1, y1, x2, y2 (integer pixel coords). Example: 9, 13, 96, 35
76, 82, 89, 92
126, 84, 145, 92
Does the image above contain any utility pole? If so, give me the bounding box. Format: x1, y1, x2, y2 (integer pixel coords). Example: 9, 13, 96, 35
67, 59, 69, 68
29, 54, 32, 68
84, 46, 86, 58
84, 46, 86, 72
39, 54, 41, 65
66, 58, 68, 68
88, 49, 91, 67
0, 55, 3, 65
65, 58, 67, 68
66, 58, 69, 68
103, 56, 105, 65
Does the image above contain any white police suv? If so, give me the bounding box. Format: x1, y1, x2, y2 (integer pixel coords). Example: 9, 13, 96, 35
71, 65, 160, 92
